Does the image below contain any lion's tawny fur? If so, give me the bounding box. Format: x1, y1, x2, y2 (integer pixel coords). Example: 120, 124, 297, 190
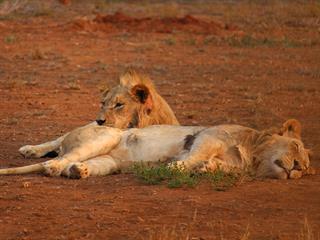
19, 69, 179, 159
1, 119, 314, 180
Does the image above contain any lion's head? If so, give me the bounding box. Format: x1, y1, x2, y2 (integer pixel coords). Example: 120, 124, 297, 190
254, 119, 312, 179
96, 69, 179, 129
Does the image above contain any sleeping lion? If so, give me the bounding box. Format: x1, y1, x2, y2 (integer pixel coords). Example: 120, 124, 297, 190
0, 119, 314, 179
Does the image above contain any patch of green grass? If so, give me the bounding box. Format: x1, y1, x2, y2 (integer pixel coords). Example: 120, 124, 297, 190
4, 35, 16, 44
282, 37, 306, 48
32, 8, 53, 17
132, 163, 241, 190
132, 163, 198, 188
225, 35, 312, 48
286, 83, 305, 92
184, 38, 196, 46
227, 35, 277, 48
202, 169, 240, 191
5, 117, 18, 125
163, 38, 176, 46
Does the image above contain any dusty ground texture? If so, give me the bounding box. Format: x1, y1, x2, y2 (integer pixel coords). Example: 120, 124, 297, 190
0, 1, 319, 239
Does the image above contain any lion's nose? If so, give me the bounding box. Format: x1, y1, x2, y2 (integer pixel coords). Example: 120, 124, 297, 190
96, 119, 106, 126
293, 160, 302, 171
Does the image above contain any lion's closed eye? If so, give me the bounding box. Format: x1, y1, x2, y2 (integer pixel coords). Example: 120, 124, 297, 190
274, 159, 284, 169
114, 102, 124, 109
293, 159, 302, 171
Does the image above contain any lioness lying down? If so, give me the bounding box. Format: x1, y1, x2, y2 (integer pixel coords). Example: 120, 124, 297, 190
18, 69, 179, 159
0, 119, 314, 179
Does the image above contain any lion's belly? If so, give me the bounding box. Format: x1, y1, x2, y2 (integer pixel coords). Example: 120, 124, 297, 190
109, 125, 204, 162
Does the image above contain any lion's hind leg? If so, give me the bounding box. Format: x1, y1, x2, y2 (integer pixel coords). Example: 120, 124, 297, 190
42, 146, 119, 177
194, 157, 237, 173
61, 156, 123, 179
43, 127, 122, 177
172, 134, 226, 171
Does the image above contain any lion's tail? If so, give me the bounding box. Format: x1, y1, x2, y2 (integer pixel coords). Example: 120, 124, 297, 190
0, 163, 44, 175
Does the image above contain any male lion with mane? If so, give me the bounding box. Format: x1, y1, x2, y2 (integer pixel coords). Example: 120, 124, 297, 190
18, 69, 179, 159
0, 119, 315, 180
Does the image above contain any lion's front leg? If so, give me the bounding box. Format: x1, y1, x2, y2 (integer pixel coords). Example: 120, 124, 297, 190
19, 135, 65, 158
42, 151, 117, 177
43, 127, 122, 177
19, 122, 97, 158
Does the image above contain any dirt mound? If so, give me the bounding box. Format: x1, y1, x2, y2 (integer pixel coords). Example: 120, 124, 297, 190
73, 12, 239, 35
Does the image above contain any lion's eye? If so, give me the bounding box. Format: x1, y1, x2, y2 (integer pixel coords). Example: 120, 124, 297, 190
114, 102, 124, 109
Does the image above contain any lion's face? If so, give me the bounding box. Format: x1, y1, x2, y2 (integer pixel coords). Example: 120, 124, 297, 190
96, 70, 153, 129
256, 135, 310, 179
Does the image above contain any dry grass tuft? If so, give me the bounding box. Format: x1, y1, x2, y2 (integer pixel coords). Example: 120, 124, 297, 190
299, 217, 317, 240
240, 225, 250, 240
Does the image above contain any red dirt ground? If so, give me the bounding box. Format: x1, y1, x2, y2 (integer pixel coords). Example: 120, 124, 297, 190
73, 12, 240, 35
0, 1, 319, 239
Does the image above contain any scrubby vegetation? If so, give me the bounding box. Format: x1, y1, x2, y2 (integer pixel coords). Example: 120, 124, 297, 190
132, 162, 242, 190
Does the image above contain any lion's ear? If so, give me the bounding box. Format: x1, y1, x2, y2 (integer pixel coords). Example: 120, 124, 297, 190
279, 119, 302, 139
100, 86, 110, 98
131, 84, 150, 103
131, 84, 153, 112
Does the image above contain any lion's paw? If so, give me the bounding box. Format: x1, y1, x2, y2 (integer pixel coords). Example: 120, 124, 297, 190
43, 160, 63, 177
195, 160, 218, 173
289, 170, 303, 179
19, 145, 43, 158
68, 163, 90, 179
168, 161, 187, 171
